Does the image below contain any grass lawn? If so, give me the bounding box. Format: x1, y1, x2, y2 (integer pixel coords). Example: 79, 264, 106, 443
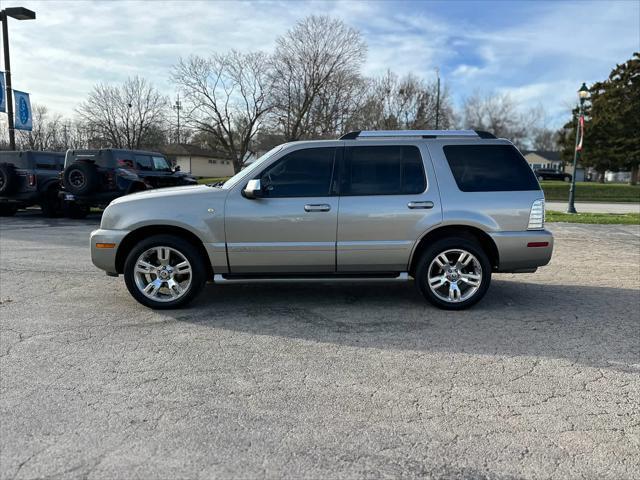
540, 181, 640, 203
546, 210, 640, 225
197, 177, 231, 185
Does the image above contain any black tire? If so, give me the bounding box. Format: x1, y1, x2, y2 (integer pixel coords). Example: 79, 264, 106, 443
563, 175, 571, 182
0, 163, 18, 194
40, 186, 63, 218
415, 236, 492, 310
63, 161, 98, 195
0, 204, 17, 216
123, 234, 206, 310
63, 202, 89, 219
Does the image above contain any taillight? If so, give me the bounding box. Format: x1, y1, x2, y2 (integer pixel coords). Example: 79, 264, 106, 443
27, 174, 36, 187
527, 199, 545, 230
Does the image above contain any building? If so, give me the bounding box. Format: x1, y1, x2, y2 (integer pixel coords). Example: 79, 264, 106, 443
522, 150, 563, 171
160, 144, 234, 178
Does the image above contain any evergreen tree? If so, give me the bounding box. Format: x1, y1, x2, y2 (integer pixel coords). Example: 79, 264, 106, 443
559, 53, 640, 184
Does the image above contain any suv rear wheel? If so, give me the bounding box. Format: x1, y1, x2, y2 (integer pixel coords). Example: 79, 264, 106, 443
123, 235, 206, 309
0, 164, 18, 194
63, 162, 98, 195
415, 237, 491, 310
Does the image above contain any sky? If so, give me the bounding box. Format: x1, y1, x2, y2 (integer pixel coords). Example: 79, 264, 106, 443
1, 0, 639, 129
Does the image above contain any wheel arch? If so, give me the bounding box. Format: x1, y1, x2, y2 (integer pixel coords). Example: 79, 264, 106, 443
115, 225, 213, 278
408, 224, 499, 275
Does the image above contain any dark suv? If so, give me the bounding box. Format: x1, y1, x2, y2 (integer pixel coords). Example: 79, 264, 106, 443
61, 148, 197, 215
0, 150, 65, 217
533, 168, 571, 182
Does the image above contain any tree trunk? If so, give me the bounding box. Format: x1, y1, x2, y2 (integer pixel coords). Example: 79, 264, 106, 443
629, 163, 639, 186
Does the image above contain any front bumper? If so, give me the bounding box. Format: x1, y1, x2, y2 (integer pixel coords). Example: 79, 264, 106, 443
489, 229, 554, 272
90, 228, 130, 275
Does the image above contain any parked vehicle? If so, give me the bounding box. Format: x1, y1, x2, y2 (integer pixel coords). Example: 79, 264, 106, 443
0, 150, 65, 217
533, 168, 571, 182
61, 148, 197, 217
90, 130, 553, 310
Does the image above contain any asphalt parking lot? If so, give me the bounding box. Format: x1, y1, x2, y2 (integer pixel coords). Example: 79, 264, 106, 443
1, 213, 639, 479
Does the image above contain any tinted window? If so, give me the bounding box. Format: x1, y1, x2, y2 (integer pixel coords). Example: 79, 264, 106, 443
33, 153, 60, 170
342, 146, 426, 195
443, 145, 539, 192
134, 155, 153, 171
260, 147, 336, 197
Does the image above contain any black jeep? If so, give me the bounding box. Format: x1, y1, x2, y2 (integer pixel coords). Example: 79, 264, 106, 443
61, 148, 197, 216
0, 150, 65, 217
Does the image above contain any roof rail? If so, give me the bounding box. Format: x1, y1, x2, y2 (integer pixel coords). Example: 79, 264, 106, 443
339, 130, 496, 140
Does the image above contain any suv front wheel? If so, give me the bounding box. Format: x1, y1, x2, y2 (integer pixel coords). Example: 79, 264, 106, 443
123, 235, 206, 309
415, 237, 491, 310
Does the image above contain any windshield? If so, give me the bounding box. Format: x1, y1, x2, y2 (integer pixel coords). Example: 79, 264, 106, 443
152, 156, 172, 172
221, 145, 285, 189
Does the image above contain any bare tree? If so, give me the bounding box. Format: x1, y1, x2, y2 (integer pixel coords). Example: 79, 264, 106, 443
531, 127, 560, 151
271, 15, 367, 140
172, 51, 272, 173
17, 104, 63, 150
349, 70, 454, 131
77, 76, 168, 149
461, 92, 535, 149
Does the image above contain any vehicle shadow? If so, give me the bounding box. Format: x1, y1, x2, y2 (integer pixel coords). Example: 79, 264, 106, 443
166, 279, 639, 373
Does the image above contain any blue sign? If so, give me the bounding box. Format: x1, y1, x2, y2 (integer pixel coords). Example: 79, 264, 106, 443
13, 90, 32, 131
0, 73, 5, 113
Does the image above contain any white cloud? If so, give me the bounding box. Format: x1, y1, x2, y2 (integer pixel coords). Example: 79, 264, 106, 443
0, 0, 637, 129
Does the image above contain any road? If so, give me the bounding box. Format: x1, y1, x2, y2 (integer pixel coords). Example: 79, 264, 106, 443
546, 201, 639, 214
1, 214, 639, 479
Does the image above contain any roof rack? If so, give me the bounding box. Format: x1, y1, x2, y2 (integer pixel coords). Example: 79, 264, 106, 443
339, 130, 496, 140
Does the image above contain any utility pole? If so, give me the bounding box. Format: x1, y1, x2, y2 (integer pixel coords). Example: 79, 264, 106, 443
173, 94, 182, 144
435, 68, 441, 130
0, 7, 36, 150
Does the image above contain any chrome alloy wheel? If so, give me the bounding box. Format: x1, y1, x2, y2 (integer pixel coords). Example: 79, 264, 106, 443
133, 246, 193, 302
427, 249, 483, 303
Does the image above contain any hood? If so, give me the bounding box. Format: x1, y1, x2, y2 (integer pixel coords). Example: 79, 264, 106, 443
110, 184, 224, 205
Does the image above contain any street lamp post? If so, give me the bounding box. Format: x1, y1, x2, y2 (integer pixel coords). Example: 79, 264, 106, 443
0, 6, 36, 151
567, 82, 590, 214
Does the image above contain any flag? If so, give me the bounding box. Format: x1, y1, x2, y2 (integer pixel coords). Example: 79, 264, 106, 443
13, 90, 32, 131
575, 114, 584, 152
0, 73, 5, 113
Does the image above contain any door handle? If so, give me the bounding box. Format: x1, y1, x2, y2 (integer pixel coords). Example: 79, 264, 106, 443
407, 201, 434, 209
304, 204, 331, 212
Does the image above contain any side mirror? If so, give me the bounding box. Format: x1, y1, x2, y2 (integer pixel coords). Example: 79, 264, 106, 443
174, 165, 181, 172
243, 179, 263, 199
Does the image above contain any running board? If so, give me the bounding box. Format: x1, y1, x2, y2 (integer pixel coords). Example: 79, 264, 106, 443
213, 272, 411, 284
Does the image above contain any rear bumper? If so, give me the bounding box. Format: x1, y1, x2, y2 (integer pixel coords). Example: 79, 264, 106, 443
61, 191, 121, 207
90, 228, 130, 275
489, 229, 554, 272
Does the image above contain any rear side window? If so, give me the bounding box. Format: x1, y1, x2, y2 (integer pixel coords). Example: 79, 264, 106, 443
33, 153, 61, 170
443, 145, 539, 192
260, 147, 336, 197
342, 145, 426, 195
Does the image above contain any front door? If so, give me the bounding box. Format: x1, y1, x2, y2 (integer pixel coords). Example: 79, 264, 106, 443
336, 144, 442, 272
225, 146, 339, 274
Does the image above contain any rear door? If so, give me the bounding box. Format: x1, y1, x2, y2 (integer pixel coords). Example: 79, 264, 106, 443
336, 143, 442, 272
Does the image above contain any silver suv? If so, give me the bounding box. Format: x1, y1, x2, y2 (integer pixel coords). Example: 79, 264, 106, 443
90, 130, 553, 310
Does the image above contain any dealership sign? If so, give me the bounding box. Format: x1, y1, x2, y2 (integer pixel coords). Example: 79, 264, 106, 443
13, 90, 32, 131
0, 72, 5, 113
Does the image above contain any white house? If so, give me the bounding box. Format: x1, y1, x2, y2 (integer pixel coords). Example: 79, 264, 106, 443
161, 144, 235, 178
